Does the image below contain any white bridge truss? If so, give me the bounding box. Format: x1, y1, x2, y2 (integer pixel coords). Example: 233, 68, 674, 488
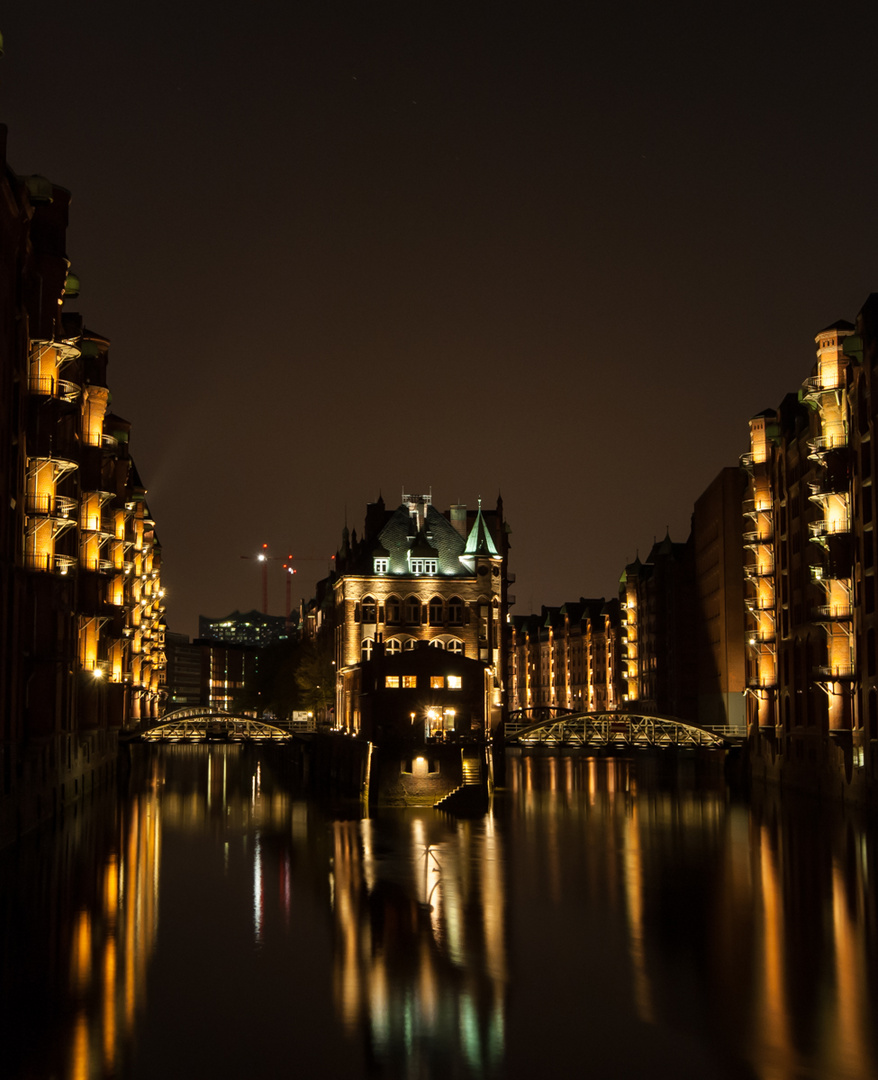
505, 710, 731, 749
142, 706, 292, 743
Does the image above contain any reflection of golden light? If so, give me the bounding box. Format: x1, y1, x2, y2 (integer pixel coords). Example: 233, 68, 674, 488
72, 909, 92, 993
70, 1009, 89, 1080
753, 826, 791, 1072
103, 937, 117, 1070
623, 802, 654, 1024
830, 861, 866, 1072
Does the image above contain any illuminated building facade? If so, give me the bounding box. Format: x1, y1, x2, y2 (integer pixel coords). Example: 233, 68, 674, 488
743, 299, 878, 799
0, 127, 164, 842
619, 534, 697, 718
507, 600, 624, 714
332, 493, 510, 742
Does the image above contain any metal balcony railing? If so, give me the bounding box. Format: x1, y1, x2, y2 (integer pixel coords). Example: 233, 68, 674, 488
814, 664, 856, 681
25, 492, 77, 518
744, 562, 775, 578
24, 552, 77, 575
808, 518, 851, 539
814, 603, 852, 620
748, 674, 777, 689
743, 530, 774, 546
802, 374, 844, 397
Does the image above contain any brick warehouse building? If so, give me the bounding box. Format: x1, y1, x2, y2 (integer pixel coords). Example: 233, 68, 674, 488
0, 128, 165, 842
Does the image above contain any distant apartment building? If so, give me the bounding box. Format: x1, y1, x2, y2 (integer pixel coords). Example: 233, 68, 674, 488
198, 609, 290, 648
742, 299, 878, 798
0, 127, 165, 841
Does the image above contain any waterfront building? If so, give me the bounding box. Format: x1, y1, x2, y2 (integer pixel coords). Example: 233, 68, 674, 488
332, 493, 511, 742
507, 599, 624, 715
742, 299, 878, 798
0, 127, 164, 842
619, 533, 697, 719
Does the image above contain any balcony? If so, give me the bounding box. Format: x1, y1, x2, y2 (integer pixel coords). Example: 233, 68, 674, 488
748, 674, 777, 689
743, 529, 774, 546
814, 664, 856, 681
27, 374, 81, 403
808, 518, 851, 540
745, 596, 775, 611
742, 499, 773, 518
747, 630, 777, 645
25, 492, 77, 519
744, 561, 775, 578
808, 433, 848, 459
814, 603, 852, 621
24, 552, 77, 575
81, 557, 115, 574
802, 373, 844, 399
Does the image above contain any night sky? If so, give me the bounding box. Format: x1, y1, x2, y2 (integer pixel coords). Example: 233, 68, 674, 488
3, 3, 877, 637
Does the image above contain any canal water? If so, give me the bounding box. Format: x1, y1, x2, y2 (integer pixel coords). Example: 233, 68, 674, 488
1, 745, 875, 1080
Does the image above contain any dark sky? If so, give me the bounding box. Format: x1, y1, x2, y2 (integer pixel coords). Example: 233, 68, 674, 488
3, 2, 877, 637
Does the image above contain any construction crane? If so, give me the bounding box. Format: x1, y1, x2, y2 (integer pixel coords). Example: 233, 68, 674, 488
240, 543, 283, 615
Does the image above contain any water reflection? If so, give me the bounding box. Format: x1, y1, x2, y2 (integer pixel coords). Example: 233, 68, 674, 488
0, 747, 876, 1079
329, 811, 506, 1076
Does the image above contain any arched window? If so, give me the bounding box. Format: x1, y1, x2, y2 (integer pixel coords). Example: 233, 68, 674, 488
404, 596, 421, 625
447, 596, 463, 625
361, 639, 373, 661
447, 639, 464, 656
429, 596, 444, 625
386, 595, 401, 624
429, 639, 444, 649
386, 638, 402, 655
362, 596, 377, 623
404, 638, 418, 651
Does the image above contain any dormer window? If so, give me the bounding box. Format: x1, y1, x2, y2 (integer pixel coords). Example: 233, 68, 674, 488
410, 558, 437, 575
374, 558, 389, 574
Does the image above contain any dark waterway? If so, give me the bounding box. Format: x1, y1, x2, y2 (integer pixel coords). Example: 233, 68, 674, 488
1, 745, 875, 1080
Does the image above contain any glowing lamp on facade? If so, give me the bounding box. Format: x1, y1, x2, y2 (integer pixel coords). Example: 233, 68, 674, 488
93, 668, 103, 680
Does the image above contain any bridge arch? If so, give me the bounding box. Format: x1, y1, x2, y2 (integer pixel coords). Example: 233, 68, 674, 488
141, 706, 292, 743
505, 710, 731, 749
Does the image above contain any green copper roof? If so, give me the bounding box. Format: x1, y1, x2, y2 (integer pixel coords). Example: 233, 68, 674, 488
463, 502, 499, 557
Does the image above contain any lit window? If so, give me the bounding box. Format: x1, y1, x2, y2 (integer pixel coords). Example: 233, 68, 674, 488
402, 675, 417, 688
431, 676, 444, 689
410, 558, 425, 574
447, 639, 464, 655
362, 596, 377, 622
447, 675, 462, 689
385, 676, 400, 688
386, 638, 402, 654
374, 558, 389, 573
361, 639, 373, 661
424, 559, 438, 574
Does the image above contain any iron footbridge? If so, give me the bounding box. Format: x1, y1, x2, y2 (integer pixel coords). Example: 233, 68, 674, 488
505, 708, 743, 749
140, 706, 292, 743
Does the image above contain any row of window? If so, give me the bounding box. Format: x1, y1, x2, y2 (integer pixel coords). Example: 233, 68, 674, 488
385, 675, 462, 689
374, 558, 438, 575
362, 638, 465, 659
358, 595, 465, 625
